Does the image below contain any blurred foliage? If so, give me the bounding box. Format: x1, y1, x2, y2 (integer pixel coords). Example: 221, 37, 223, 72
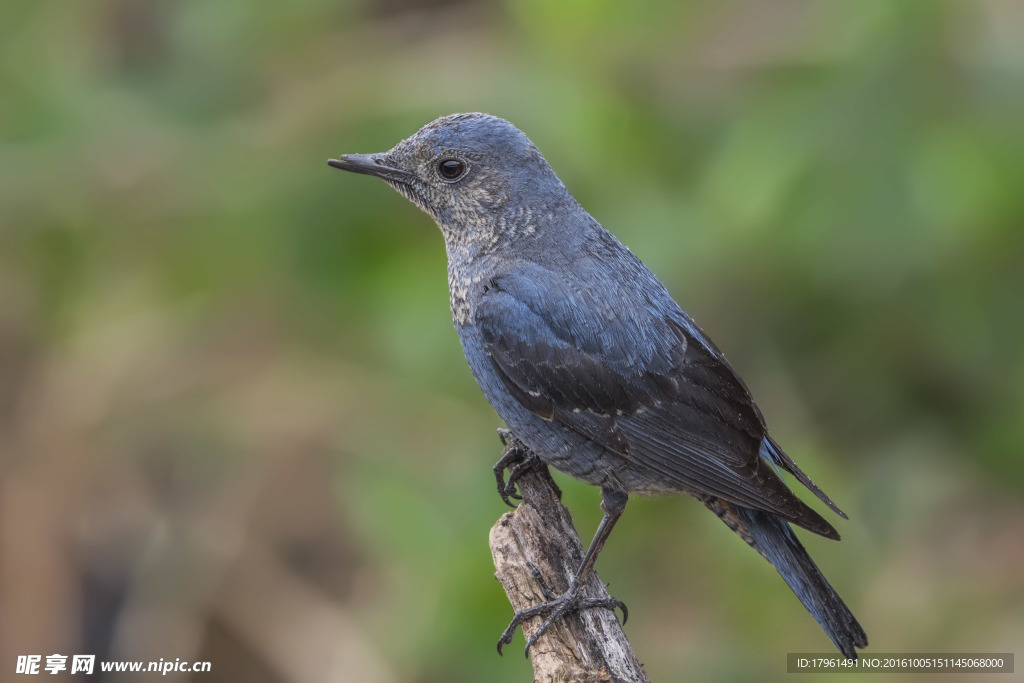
2, 1, 1023, 682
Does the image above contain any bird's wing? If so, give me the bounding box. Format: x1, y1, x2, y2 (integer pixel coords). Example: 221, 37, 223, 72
475, 264, 841, 537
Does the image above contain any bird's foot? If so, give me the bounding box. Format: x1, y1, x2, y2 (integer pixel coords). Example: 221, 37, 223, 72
496, 589, 628, 657
493, 429, 541, 507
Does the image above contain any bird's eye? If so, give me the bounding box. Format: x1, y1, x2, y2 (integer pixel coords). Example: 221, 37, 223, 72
438, 159, 466, 180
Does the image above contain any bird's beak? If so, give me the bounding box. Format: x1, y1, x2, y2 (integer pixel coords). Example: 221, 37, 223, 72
327, 154, 410, 181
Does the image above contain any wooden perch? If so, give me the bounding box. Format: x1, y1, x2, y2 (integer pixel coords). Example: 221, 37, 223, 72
489, 462, 649, 683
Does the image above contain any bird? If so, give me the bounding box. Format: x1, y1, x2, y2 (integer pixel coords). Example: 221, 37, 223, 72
327, 112, 867, 660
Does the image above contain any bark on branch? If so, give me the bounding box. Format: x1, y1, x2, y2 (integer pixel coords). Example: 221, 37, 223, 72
489, 463, 649, 683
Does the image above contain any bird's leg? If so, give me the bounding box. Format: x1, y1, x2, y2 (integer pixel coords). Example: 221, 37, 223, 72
497, 487, 629, 656
493, 429, 541, 507
527, 561, 557, 600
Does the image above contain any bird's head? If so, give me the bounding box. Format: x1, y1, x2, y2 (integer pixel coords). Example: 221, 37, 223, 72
328, 113, 570, 244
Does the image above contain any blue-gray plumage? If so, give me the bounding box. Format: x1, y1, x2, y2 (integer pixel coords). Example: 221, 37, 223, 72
328, 113, 867, 659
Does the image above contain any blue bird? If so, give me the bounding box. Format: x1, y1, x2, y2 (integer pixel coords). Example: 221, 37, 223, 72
328, 113, 867, 660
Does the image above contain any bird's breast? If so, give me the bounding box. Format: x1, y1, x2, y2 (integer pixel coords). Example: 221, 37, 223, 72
444, 248, 504, 327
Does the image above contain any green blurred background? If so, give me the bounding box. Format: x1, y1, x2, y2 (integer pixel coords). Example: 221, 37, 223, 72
2, 1, 1022, 681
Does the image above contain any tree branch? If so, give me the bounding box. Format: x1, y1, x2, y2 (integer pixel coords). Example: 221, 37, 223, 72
489, 463, 649, 683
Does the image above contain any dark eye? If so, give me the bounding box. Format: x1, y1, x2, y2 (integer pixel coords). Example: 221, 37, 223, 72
438, 159, 465, 180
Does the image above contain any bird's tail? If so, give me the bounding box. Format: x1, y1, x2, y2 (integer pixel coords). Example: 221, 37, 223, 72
702, 496, 868, 659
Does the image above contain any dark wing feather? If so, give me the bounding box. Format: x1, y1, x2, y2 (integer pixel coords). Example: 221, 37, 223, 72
474, 267, 840, 537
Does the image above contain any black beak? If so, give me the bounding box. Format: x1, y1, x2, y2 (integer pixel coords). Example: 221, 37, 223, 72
327, 154, 410, 180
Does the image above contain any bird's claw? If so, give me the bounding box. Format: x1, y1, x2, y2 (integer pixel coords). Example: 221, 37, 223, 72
496, 592, 628, 657
493, 430, 540, 507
